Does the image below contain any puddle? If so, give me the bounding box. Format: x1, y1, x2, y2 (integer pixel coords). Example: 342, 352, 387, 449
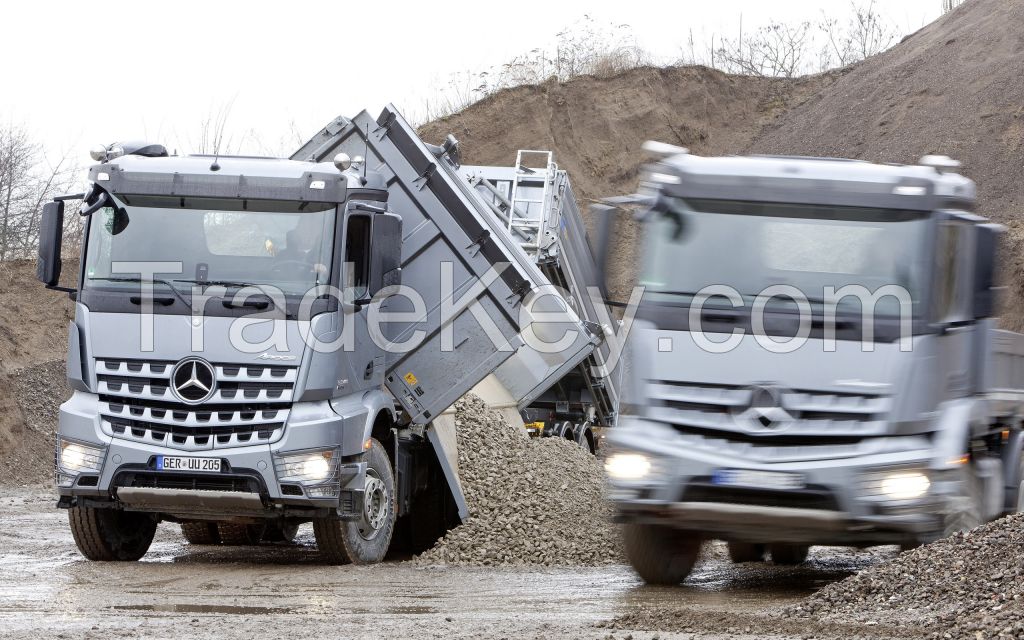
113, 604, 294, 615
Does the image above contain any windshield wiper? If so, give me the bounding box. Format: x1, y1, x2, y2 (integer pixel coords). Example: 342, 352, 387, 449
88, 276, 191, 308
172, 279, 280, 312
172, 278, 263, 289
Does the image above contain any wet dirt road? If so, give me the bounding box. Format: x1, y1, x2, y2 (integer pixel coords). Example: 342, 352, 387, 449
0, 489, 911, 639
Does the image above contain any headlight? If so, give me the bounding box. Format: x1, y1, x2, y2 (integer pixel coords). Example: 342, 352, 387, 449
605, 453, 652, 481
880, 471, 931, 500
274, 449, 338, 484
58, 440, 105, 474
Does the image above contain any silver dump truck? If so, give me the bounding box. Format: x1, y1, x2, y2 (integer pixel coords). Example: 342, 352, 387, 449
36, 105, 619, 563
602, 146, 1024, 584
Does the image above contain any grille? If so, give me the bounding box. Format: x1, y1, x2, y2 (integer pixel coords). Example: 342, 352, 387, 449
97, 358, 297, 451
647, 380, 890, 459
681, 480, 840, 511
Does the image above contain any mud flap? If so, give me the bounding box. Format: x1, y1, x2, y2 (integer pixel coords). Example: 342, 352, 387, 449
426, 416, 468, 522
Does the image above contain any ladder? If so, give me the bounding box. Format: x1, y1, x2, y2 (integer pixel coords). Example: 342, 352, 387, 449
508, 150, 555, 257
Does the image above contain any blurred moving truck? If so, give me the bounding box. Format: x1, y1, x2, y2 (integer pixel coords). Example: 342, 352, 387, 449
603, 147, 1024, 583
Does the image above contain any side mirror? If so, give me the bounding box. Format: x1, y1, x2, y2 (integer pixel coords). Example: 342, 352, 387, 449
973, 223, 1003, 319
369, 213, 403, 296
37, 201, 64, 287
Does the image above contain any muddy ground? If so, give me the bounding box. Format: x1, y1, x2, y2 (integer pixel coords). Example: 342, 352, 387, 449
0, 489, 919, 640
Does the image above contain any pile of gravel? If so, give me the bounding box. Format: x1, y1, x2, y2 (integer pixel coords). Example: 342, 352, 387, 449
0, 360, 69, 486
787, 514, 1024, 638
416, 394, 622, 566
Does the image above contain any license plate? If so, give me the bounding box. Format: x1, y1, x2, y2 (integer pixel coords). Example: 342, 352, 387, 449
156, 455, 222, 472
712, 468, 805, 490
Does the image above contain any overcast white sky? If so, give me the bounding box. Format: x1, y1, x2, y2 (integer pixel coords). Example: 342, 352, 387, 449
3, 0, 944, 163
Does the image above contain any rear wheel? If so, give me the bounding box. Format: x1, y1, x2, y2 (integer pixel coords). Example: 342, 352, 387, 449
68, 507, 157, 561
622, 523, 701, 585
769, 544, 809, 565
727, 542, 765, 563
180, 521, 220, 545
314, 439, 396, 564
263, 522, 300, 544
216, 522, 266, 545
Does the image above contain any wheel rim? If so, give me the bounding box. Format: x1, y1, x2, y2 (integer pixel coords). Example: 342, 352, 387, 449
358, 469, 389, 540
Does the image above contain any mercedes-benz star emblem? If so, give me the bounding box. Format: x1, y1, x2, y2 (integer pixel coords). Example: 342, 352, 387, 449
170, 358, 217, 404
735, 384, 791, 430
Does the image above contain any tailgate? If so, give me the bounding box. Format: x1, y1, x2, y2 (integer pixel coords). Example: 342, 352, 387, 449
297, 105, 595, 424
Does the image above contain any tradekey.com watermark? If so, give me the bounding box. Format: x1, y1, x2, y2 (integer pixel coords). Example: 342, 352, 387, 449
109, 261, 915, 369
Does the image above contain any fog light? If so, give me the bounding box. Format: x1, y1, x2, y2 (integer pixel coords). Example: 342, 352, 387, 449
880, 471, 930, 501
58, 440, 104, 474
605, 453, 652, 481
302, 456, 331, 479
275, 449, 338, 484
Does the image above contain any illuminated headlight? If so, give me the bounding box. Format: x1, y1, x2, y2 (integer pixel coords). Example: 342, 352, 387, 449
605, 453, 652, 481
862, 468, 931, 501
880, 471, 931, 501
274, 449, 338, 484
57, 439, 105, 474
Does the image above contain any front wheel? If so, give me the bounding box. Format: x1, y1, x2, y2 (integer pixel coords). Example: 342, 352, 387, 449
69, 507, 157, 561
313, 438, 396, 564
943, 463, 984, 537
622, 523, 701, 585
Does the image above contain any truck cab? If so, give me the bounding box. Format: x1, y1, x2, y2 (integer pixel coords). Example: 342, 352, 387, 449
604, 148, 1024, 584
38, 143, 413, 561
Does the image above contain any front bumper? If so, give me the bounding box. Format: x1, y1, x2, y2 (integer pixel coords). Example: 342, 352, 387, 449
607, 420, 955, 546
55, 391, 368, 520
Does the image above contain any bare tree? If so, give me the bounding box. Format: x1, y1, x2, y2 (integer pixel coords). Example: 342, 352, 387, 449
820, 0, 897, 69
0, 124, 79, 261
942, 0, 966, 13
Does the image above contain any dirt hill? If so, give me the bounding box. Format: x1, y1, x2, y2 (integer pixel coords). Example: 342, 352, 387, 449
751, 0, 1024, 327
420, 66, 827, 301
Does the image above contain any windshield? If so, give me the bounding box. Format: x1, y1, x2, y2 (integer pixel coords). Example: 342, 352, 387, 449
640, 199, 930, 317
83, 199, 336, 296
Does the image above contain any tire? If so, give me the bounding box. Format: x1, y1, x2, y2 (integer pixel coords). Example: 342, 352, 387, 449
575, 425, 596, 455
622, 523, 701, 585
180, 521, 220, 545
314, 438, 396, 565
769, 544, 809, 565
943, 463, 984, 537
68, 506, 157, 561
263, 522, 300, 544
727, 542, 765, 563
217, 522, 266, 545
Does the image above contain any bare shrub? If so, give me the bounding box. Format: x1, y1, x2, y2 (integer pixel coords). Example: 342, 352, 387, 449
714, 19, 815, 78
820, 0, 898, 69
414, 17, 650, 123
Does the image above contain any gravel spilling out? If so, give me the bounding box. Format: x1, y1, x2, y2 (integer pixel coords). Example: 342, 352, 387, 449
416, 394, 622, 566
786, 514, 1024, 638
